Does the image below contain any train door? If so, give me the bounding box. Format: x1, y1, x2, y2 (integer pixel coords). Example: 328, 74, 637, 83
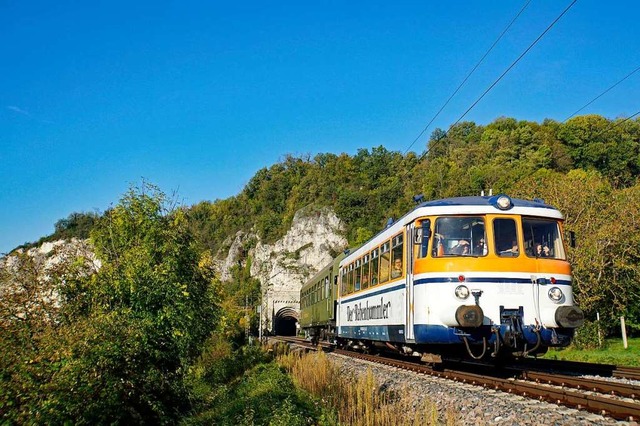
405, 223, 415, 342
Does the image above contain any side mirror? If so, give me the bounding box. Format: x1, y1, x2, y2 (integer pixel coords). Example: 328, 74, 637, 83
414, 228, 423, 244
569, 231, 576, 248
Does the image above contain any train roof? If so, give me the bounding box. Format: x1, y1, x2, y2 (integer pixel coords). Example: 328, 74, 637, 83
301, 252, 345, 291
340, 194, 562, 265
415, 195, 556, 210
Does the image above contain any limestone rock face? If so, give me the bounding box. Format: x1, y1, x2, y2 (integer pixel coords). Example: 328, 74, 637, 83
2, 206, 347, 333
1, 238, 101, 276
249, 206, 347, 331
0, 239, 101, 323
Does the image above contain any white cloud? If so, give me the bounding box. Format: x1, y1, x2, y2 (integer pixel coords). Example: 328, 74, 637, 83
6, 105, 31, 116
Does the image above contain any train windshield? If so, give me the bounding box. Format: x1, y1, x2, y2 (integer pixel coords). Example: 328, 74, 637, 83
432, 216, 487, 257
522, 218, 566, 260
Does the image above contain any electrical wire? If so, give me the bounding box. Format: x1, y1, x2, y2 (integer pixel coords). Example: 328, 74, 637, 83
403, 0, 532, 155
590, 110, 640, 139
451, 0, 579, 128
564, 65, 640, 122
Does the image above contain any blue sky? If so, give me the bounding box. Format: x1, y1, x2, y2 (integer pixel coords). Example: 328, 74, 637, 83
2, 0, 639, 253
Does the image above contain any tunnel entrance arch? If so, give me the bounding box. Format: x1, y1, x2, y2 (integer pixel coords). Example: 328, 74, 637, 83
274, 307, 299, 336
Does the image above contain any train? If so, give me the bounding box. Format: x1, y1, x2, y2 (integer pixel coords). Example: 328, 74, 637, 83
299, 194, 585, 361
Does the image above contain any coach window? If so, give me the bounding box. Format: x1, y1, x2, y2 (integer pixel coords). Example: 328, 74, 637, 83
347, 263, 354, 294
325, 276, 330, 299
417, 219, 431, 258
370, 248, 379, 286
341, 268, 347, 296
317, 281, 322, 301
391, 234, 404, 279
361, 254, 370, 289
379, 241, 391, 284
354, 259, 362, 291
494, 218, 519, 257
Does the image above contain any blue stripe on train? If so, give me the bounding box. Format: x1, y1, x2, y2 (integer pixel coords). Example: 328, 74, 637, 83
340, 324, 574, 347
414, 277, 572, 286
339, 325, 405, 343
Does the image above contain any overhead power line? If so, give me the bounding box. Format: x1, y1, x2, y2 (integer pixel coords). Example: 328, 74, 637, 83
403, 0, 532, 155
591, 110, 640, 139
451, 0, 579, 128
564, 65, 640, 122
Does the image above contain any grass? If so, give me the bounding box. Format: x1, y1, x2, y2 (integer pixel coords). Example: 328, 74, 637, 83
544, 337, 640, 366
182, 340, 334, 426
278, 347, 457, 426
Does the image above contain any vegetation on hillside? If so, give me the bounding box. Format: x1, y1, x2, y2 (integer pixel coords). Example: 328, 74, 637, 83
2, 114, 639, 423
186, 115, 640, 335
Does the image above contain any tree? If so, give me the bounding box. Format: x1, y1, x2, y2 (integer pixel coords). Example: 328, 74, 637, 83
0, 183, 220, 424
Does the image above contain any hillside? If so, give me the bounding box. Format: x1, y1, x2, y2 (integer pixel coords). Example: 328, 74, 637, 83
8, 114, 640, 334
2, 114, 640, 423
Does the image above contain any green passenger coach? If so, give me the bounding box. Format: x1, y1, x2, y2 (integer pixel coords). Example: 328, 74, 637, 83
299, 253, 345, 342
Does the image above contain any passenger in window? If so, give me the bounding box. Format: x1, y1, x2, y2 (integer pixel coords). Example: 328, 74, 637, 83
433, 233, 445, 257
533, 243, 551, 257
361, 274, 369, 288
391, 258, 403, 278
451, 240, 469, 255
473, 238, 487, 256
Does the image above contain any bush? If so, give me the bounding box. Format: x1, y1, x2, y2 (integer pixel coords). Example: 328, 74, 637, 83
183, 361, 328, 426
571, 320, 605, 350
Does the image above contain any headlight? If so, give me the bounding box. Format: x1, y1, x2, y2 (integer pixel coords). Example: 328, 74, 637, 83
455, 285, 470, 300
496, 195, 512, 210
548, 287, 564, 303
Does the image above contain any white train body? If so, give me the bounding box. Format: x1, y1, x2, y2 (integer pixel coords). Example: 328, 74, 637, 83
334, 195, 584, 358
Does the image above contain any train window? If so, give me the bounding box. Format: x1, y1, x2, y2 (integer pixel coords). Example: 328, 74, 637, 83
391, 234, 403, 279
354, 259, 362, 291
347, 263, 354, 294
417, 219, 431, 258
341, 268, 347, 296
522, 218, 566, 260
370, 248, 379, 286
325, 277, 330, 299
432, 216, 487, 257
379, 241, 391, 284
494, 218, 519, 257
362, 254, 370, 290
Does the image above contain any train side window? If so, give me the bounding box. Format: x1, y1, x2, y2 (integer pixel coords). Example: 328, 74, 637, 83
361, 254, 370, 289
354, 259, 362, 291
391, 233, 403, 279
417, 220, 431, 258
341, 268, 347, 296
347, 263, 354, 294
379, 241, 391, 284
325, 276, 330, 299
370, 248, 379, 285
494, 218, 519, 257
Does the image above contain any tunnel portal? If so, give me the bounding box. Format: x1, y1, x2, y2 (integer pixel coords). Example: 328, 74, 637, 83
274, 307, 298, 336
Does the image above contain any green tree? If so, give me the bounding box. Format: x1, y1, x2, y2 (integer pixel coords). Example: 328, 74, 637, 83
16, 183, 221, 424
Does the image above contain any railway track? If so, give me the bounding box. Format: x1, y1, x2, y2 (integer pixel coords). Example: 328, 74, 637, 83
272, 336, 640, 421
